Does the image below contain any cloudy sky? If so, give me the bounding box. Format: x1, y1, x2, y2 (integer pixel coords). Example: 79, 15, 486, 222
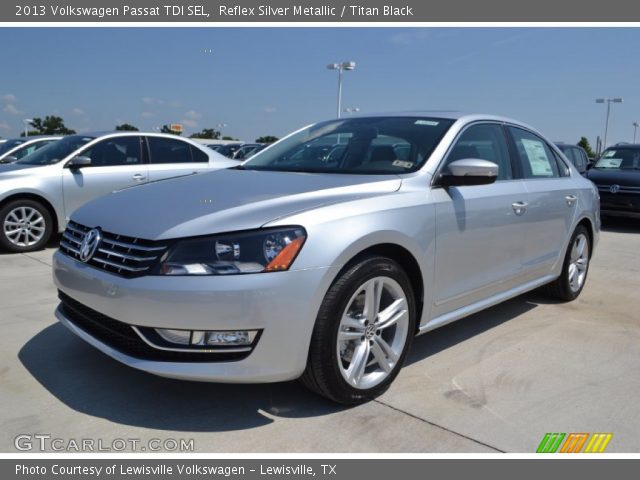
1, 27, 639, 147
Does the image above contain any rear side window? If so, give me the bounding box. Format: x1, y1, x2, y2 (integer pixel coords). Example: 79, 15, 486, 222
148, 137, 194, 164
14, 140, 55, 159
444, 123, 513, 180
190, 145, 209, 163
509, 127, 559, 178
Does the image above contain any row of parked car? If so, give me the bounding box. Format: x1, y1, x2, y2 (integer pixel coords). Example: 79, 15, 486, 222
207, 142, 267, 160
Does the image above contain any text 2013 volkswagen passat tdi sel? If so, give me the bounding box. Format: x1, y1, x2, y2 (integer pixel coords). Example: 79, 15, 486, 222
53, 113, 599, 404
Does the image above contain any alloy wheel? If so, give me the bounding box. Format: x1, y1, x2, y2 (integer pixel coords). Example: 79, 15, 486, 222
3, 206, 46, 247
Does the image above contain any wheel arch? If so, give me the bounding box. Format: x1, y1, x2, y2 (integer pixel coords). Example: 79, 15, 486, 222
332, 242, 425, 333
0, 193, 61, 234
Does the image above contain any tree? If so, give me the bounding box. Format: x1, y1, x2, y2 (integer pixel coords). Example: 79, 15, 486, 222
222, 135, 237, 141
255, 135, 279, 144
578, 137, 595, 158
22, 116, 75, 136
190, 128, 220, 140
115, 123, 139, 131
160, 124, 182, 136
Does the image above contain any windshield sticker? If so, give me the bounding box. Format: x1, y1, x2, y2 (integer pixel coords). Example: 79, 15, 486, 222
598, 158, 623, 168
392, 160, 414, 168
521, 138, 553, 176
414, 120, 439, 126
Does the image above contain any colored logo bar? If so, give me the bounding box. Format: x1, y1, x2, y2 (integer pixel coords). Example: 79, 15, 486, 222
537, 433, 612, 453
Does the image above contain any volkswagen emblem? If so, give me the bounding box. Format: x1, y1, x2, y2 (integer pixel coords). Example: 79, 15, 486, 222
79, 228, 102, 263
609, 184, 620, 194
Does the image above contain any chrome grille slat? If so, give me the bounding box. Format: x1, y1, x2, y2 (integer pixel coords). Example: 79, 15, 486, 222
97, 248, 158, 262
60, 240, 80, 255
90, 256, 149, 272
58, 221, 167, 278
101, 237, 166, 252
62, 231, 82, 245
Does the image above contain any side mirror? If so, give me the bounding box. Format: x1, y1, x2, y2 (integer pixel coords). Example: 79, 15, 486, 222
439, 159, 498, 187
586, 162, 594, 170
67, 155, 92, 169
1, 156, 18, 164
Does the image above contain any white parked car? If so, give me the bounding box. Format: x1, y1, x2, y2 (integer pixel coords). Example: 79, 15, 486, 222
0, 131, 239, 252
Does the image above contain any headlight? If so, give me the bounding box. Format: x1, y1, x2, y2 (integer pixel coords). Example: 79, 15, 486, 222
155, 227, 307, 276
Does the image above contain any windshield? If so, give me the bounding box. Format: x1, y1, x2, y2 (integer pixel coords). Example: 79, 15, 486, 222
0, 139, 25, 156
242, 117, 454, 174
17, 135, 95, 166
595, 149, 640, 170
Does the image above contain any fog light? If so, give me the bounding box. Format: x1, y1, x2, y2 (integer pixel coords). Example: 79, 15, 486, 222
155, 329, 190, 345
191, 330, 257, 346
154, 328, 258, 347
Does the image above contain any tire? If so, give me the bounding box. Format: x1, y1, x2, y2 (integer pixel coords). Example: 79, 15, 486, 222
0, 199, 53, 253
544, 225, 591, 301
301, 255, 416, 404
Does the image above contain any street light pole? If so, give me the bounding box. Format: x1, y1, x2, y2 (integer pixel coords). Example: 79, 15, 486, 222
23, 118, 33, 137
633, 122, 639, 143
595, 97, 623, 152
327, 61, 356, 119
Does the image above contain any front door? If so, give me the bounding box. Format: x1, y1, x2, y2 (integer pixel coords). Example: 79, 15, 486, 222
62, 136, 147, 218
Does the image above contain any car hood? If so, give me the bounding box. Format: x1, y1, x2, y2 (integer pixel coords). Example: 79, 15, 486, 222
71, 168, 402, 240
587, 168, 640, 186
0, 163, 47, 175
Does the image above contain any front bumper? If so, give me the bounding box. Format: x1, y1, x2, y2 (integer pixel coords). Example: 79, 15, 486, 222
598, 191, 640, 218
53, 250, 338, 383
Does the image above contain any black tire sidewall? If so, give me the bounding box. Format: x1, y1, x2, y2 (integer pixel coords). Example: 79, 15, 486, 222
0, 200, 53, 252
310, 256, 416, 404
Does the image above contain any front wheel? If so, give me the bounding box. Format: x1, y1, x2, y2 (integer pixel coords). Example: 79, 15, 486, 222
301, 255, 416, 404
544, 225, 591, 301
0, 199, 53, 253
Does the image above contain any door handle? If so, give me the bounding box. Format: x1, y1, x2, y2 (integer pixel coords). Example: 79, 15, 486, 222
132, 173, 146, 182
565, 194, 578, 206
512, 201, 528, 216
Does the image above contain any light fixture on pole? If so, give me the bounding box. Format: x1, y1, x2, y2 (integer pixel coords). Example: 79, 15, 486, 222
327, 61, 356, 119
595, 97, 623, 152
633, 122, 639, 143
216, 123, 227, 137
23, 118, 33, 137
344, 107, 360, 115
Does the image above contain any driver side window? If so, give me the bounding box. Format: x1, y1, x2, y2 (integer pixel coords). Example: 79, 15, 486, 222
80, 137, 142, 167
443, 124, 513, 181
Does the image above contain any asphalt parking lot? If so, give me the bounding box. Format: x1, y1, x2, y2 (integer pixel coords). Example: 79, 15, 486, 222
1, 219, 639, 453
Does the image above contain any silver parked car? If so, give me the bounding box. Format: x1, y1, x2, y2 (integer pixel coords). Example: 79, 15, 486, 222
0, 136, 61, 164
0, 132, 239, 252
53, 113, 599, 404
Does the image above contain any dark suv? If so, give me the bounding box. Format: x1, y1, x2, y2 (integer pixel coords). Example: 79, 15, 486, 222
555, 143, 590, 175
586, 144, 640, 218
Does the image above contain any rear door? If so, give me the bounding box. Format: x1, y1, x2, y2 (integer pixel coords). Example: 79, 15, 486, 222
145, 136, 211, 182
62, 135, 147, 217
432, 123, 528, 317
507, 127, 577, 280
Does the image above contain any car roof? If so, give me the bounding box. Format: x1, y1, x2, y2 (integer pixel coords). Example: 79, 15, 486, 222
344, 111, 536, 128
4, 135, 62, 141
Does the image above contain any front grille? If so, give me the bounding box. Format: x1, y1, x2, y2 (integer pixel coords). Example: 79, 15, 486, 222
59, 221, 167, 278
58, 291, 252, 363
596, 184, 640, 194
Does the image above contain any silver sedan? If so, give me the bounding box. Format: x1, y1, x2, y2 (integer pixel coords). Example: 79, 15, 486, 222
53, 113, 599, 404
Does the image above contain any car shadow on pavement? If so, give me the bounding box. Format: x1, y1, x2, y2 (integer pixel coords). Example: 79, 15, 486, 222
406, 294, 538, 366
18, 323, 344, 432
600, 217, 640, 233
19, 292, 541, 432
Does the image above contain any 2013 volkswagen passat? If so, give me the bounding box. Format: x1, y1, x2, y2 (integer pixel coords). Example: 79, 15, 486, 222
53, 113, 599, 404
